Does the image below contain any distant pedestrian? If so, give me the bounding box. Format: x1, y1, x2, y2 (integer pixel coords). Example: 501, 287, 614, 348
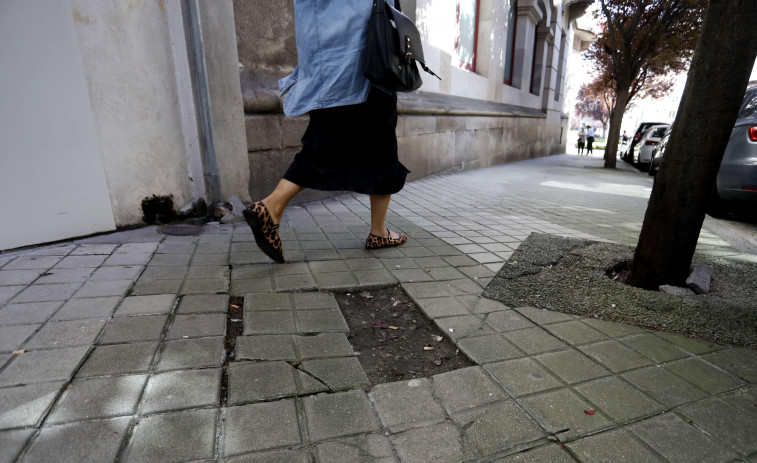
577, 127, 586, 155
586, 126, 596, 155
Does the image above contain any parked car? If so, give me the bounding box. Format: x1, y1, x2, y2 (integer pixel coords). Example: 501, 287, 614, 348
621, 121, 667, 162
650, 85, 757, 212
649, 126, 672, 176
632, 124, 669, 171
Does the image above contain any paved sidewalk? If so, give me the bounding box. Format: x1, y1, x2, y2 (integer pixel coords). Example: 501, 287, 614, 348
1, 154, 755, 462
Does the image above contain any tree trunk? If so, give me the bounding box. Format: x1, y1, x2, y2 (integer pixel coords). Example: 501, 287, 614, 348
627, 0, 757, 290
603, 85, 630, 168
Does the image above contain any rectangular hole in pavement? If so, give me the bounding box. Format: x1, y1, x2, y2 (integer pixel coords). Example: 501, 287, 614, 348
335, 285, 473, 386
220, 296, 244, 406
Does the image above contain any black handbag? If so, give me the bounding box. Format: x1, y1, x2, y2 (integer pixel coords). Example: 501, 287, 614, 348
364, 0, 440, 92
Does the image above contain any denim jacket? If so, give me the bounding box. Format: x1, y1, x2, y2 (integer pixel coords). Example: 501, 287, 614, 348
279, 0, 397, 117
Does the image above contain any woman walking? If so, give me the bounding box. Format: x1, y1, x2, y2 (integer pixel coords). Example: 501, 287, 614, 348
244, 0, 410, 263
586, 126, 596, 155
577, 127, 586, 155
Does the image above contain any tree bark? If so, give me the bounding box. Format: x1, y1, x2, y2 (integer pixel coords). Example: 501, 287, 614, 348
627, 0, 757, 290
603, 84, 629, 168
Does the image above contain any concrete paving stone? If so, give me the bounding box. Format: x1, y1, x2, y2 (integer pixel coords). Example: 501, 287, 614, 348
486, 358, 563, 397
435, 315, 492, 341
115, 294, 176, 316
678, 398, 757, 456
521, 388, 612, 441
391, 422, 475, 463
344, 258, 385, 271
53, 255, 108, 269
652, 331, 722, 354
0, 301, 61, 325
664, 357, 745, 394
620, 333, 689, 363
354, 269, 398, 286
231, 277, 274, 295
458, 265, 496, 280
0, 429, 34, 463
309, 260, 350, 273
194, 243, 231, 254
147, 253, 192, 267
165, 313, 226, 340
3, 256, 61, 270
231, 252, 275, 266
621, 365, 709, 408
314, 271, 359, 289
454, 400, 546, 457
296, 333, 354, 359
99, 315, 169, 344
186, 265, 229, 280
225, 449, 311, 463
139, 266, 187, 280
485, 310, 537, 333
629, 413, 737, 463
34, 267, 95, 284
177, 294, 228, 314
417, 297, 472, 318
180, 277, 229, 294
493, 443, 578, 462
244, 311, 296, 335
268, 262, 310, 276
22, 416, 131, 463
245, 292, 292, 311
382, 257, 420, 269
140, 368, 221, 414
11, 282, 82, 303
70, 244, 118, 255
274, 273, 317, 292
223, 399, 301, 456
315, 434, 398, 462
299, 357, 369, 391
230, 242, 260, 253
426, 267, 468, 282
156, 336, 224, 371
89, 265, 143, 281
447, 278, 490, 295
125, 408, 217, 462
431, 367, 508, 414
390, 268, 434, 283
469, 297, 511, 314
189, 253, 229, 266
228, 361, 296, 404
0, 269, 42, 286
23, 319, 107, 349
293, 292, 339, 310
370, 378, 446, 433
370, 247, 406, 259
719, 387, 757, 417
116, 243, 159, 254
101, 252, 152, 267
77, 341, 159, 377
401, 246, 437, 258
469, 252, 503, 264
303, 249, 342, 261
74, 279, 133, 298
566, 428, 664, 463
296, 309, 349, 333
578, 318, 645, 338
701, 349, 757, 383
411, 256, 449, 268
47, 375, 147, 424
129, 278, 183, 296
573, 376, 664, 423
303, 390, 381, 442
501, 328, 569, 355
235, 335, 297, 362
0, 324, 40, 352
543, 321, 609, 346
457, 334, 523, 364
0, 346, 89, 387
579, 340, 655, 373
442, 255, 480, 267
0, 382, 64, 429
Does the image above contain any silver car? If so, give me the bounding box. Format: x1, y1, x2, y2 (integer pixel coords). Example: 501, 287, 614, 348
633, 124, 669, 171
716, 85, 757, 204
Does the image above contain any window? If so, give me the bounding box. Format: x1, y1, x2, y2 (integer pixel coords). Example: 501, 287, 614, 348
554, 32, 566, 101
529, 27, 539, 95
455, 0, 480, 72
738, 92, 757, 119
503, 0, 518, 85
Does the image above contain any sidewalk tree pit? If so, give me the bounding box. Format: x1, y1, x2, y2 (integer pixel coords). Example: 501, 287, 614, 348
335, 285, 473, 386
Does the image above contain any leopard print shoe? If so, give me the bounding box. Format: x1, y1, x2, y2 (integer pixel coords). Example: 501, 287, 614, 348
243, 201, 284, 263
365, 229, 408, 249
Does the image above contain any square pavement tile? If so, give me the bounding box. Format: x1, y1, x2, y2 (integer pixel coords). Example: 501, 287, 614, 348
701, 349, 757, 383
457, 334, 523, 364
129, 278, 183, 296
125, 409, 217, 462
223, 400, 301, 456
579, 340, 655, 373
293, 292, 339, 310
521, 388, 612, 441
243, 311, 296, 335
52, 297, 121, 321
485, 358, 563, 397
99, 315, 168, 344
177, 294, 229, 313
226, 449, 310, 463
298, 357, 369, 391
88, 265, 142, 281
114, 294, 176, 316
35, 267, 94, 284
0, 301, 61, 325
621, 366, 709, 408
573, 377, 664, 424
543, 321, 609, 346
566, 428, 664, 463
434, 315, 491, 341
228, 361, 327, 405
47, 375, 147, 424
274, 273, 316, 292
245, 292, 292, 311
23, 417, 131, 463
0, 382, 65, 429
53, 255, 108, 269
101, 253, 152, 267
296, 333, 355, 360
0, 429, 35, 462
501, 328, 568, 355
485, 310, 537, 333
653, 331, 722, 355
3, 256, 62, 270
719, 387, 757, 417
139, 369, 221, 414
620, 333, 689, 363
70, 244, 118, 255
431, 367, 508, 414
156, 336, 225, 371
23, 319, 107, 349
495, 443, 576, 462
664, 358, 745, 394
74, 280, 132, 298
0, 324, 41, 353
0, 347, 89, 387
180, 278, 229, 294
11, 283, 82, 303
0, 286, 25, 306
296, 309, 349, 333
315, 434, 397, 463
302, 390, 381, 442
370, 378, 446, 433
235, 335, 297, 362
0, 269, 42, 286
579, 318, 645, 338
139, 266, 187, 280
416, 297, 472, 318
77, 342, 159, 377
678, 398, 757, 456
165, 313, 226, 340
391, 422, 476, 463
535, 349, 611, 385
630, 413, 737, 463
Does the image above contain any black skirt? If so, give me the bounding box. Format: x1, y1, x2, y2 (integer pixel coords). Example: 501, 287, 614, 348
283, 86, 410, 195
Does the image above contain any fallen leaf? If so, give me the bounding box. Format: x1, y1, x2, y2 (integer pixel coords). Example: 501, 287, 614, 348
388, 326, 399, 330
584, 409, 596, 415
231, 304, 240, 309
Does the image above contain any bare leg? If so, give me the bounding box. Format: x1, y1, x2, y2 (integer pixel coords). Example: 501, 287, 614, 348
260, 179, 304, 224
369, 194, 402, 239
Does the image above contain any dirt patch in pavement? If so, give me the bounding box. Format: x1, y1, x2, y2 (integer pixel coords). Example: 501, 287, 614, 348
483, 233, 757, 348
221, 296, 244, 406
335, 286, 473, 386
